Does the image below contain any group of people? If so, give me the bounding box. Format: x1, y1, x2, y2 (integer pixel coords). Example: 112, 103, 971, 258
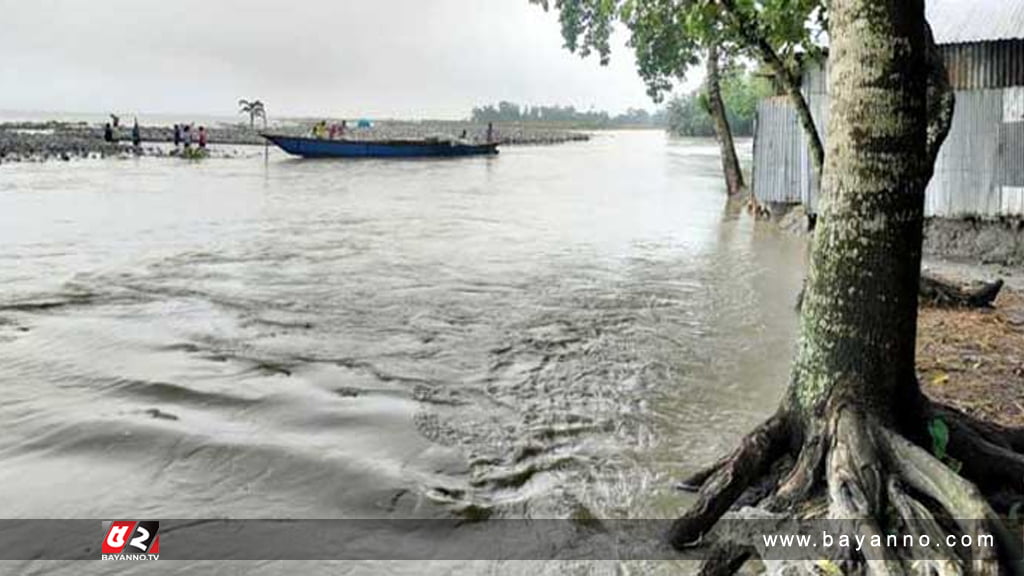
310, 120, 347, 140
101, 117, 209, 151
306, 120, 497, 143
172, 124, 208, 150
102, 117, 144, 148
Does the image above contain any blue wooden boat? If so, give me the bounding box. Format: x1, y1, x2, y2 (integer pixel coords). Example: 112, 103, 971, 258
262, 134, 499, 158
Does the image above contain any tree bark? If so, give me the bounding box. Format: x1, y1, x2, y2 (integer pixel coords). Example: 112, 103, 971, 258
788, 0, 930, 419
705, 42, 746, 197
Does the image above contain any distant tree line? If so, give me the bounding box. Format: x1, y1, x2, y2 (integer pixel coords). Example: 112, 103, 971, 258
470, 102, 667, 128
471, 67, 769, 137
666, 66, 772, 138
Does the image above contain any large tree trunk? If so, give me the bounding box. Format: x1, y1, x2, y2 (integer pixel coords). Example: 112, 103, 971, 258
669, 1, 1024, 573
789, 0, 930, 424
705, 42, 746, 197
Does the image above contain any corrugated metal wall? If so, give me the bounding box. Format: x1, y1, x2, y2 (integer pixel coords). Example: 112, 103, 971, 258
753, 41, 1024, 218
785, 41, 1024, 91
944, 40, 1024, 89
753, 95, 827, 212
927, 90, 1002, 216
752, 98, 802, 205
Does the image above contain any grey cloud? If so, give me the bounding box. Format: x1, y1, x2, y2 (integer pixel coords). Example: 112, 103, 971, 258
0, 0, 672, 118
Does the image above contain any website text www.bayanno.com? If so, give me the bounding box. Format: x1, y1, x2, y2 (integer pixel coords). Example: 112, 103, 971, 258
762, 530, 996, 556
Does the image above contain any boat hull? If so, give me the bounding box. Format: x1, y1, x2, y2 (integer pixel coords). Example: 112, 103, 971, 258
262, 134, 499, 158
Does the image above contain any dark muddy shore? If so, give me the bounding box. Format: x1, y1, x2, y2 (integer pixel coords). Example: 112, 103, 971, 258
923, 217, 1024, 267
764, 203, 1024, 268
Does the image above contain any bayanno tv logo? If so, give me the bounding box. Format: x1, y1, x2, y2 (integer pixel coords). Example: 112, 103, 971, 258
101, 521, 160, 560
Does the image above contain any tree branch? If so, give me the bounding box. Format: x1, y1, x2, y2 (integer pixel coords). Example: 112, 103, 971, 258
717, 0, 825, 176
925, 20, 955, 169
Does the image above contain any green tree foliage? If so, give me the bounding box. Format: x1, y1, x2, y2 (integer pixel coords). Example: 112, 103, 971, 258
470, 101, 667, 128
667, 64, 771, 137
720, 65, 772, 133
666, 92, 714, 136
532, 0, 828, 172
531, 0, 823, 101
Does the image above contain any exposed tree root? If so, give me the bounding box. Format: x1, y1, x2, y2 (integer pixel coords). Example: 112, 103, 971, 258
886, 478, 967, 569
669, 404, 1024, 575
668, 413, 790, 548
944, 420, 1024, 497
797, 275, 1004, 312
769, 433, 825, 511
697, 542, 753, 576
882, 427, 1021, 574
933, 404, 1024, 454
825, 409, 904, 570
677, 457, 731, 493
919, 274, 1004, 309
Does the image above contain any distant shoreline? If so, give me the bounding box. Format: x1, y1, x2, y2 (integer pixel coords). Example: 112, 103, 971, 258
0, 119, 595, 163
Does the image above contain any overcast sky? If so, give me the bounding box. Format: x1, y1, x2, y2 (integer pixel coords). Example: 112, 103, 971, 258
0, 0, 697, 119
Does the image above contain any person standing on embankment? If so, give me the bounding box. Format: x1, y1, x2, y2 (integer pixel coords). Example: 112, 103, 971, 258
131, 119, 141, 148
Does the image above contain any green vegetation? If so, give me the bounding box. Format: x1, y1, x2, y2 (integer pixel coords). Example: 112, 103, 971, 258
469, 65, 771, 138
666, 65, 772, 137
531, 0, 829, 191
181, 146, 209, 160
470, 102, 666, 129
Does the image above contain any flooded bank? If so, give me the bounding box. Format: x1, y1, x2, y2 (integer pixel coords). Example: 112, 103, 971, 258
0, 131, 807, 573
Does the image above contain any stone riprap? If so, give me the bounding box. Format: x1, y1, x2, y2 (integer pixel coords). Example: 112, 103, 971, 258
0, 120, 589, 163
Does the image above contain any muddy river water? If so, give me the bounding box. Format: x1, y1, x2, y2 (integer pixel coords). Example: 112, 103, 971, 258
0, 131, 807, 574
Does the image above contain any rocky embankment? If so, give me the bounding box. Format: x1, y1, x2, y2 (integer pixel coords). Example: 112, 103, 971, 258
0, 122, 269, 163
282, 120, 592, 146
0, 120, 589, 163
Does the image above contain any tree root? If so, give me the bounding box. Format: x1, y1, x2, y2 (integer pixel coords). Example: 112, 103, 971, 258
769, 433, 826, 511
677, 457, 731, 493
886, 478, 967, 569
944, 420, 1024, 496
670, 405, 1024, 575
668, 412, 790, 548
881, 427, 1022, 575
919, 274, 1003, 309
933, 403, 1024, 455
696, 542, 753, 576
796, 275, 1004, 311
825, 409, 903, 570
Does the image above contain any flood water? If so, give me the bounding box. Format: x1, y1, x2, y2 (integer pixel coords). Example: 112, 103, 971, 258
0, 131, 807, 574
